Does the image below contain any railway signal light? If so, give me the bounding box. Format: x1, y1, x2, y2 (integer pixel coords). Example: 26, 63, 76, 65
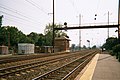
64, 22, 67, 31
94, 14, 97, 20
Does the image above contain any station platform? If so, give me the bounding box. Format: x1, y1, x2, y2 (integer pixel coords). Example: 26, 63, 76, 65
75, 52, 120, 80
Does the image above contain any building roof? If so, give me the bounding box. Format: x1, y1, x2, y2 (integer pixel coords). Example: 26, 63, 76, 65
55, 36, 71, 41
0, 46, 8, 48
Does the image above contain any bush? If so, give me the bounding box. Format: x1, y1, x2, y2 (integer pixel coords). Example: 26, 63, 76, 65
119, 52, 120, 62
112, 44, 120, 60
109, 50, 115, 56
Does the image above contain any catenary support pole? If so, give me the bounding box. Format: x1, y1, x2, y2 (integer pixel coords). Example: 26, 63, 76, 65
118, 0, 120, 43
79, 14, 81, 50
52, 0, 55, 53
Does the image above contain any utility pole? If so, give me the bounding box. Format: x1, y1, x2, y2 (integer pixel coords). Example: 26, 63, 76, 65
108, 11, 109, 38
52, 0, 55, 53
118, 0, 120, 43
79, 14, 81, 50
8, 32, 10, 50
0, 15, 3, 27
87, 40, 90, 49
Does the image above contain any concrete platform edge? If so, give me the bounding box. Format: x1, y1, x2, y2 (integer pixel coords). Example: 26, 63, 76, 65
74, 53, 100, 80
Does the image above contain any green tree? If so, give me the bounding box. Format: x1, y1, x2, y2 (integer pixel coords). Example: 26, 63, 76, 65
27, 32, 40, 45
36, 34, 45, 46
0, 26, 34, 51
19, 33, 33, 43
0, 27, 6, 45
112, 44, 120, 61
6, 26, 20, 47
92, 45, 97, 49
102, 37, 119, 50
45, 23, 65, 37
44, 23, 67, 46
71, 44, 75, 51
82, 45, 87, 49
75, 45, 79, 51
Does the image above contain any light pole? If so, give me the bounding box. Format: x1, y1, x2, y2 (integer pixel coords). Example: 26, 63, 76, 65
52, 0, 55, 53
0, 15, 3, 27
108, 11, 109, 38
5, 27, 10, 50
118, 0, 120, 43
77, 14, 82, 50
87, 40, 90, 49
104, 11, 112, 38
79, 14, 81, 50
107, 11, 110, 38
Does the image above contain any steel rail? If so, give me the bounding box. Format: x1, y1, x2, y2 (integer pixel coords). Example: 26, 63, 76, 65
0, 52, 70, 64
61, 53, 96, 80
0, 51, 85, 77
32, 51, 97, 80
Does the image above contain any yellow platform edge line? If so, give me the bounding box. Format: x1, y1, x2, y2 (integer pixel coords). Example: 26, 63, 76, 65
76, 53, 100, 80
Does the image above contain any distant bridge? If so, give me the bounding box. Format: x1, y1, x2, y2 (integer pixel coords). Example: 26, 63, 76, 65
54, 24, 119, 30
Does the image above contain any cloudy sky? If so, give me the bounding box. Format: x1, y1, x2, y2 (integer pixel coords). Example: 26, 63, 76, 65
0, 0, 119, 47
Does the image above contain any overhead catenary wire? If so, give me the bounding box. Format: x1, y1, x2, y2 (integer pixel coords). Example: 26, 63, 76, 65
0, 11, 43, 27
0, 5, 42, 25
0, 5, 31, 20
30, 0, 48, 13
66, 0, 79, 14
3, 17, 42, 30
0, 1, 49, 34
24, 0, 48, 15
0, 10, 43, 26
0, 11, 30, 22
95, 0, 101, 15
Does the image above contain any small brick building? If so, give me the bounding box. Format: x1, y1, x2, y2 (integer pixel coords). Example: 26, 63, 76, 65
54, 36, 70, 52
0, 46, 9, 55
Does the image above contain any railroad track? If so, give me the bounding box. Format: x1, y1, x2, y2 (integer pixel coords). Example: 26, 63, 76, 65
0, 52, 70, 64
32, 51, 97, 80
0, 51, 86, 78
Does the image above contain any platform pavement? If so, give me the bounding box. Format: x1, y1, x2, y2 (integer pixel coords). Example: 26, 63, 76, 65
75, 52, 120, 80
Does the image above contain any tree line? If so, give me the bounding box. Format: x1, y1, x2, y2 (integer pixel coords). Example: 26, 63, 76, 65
102, 37, 120, 62
0, 23, 67, 52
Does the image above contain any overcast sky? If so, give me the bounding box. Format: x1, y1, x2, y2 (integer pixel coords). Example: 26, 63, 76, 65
0, 0, 119, 47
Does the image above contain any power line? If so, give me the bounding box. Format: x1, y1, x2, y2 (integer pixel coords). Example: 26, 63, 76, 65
0, 11, 43, 26
3, 17, 42, 30
4, 17, 32, 27
30, 0, 48, 13
24, 0, 48, 15
96, 0, 101, 14
0, 11, 30, 22
0, 5, 42, 25
66, 0, 79, 14
0, 11, 41, 27
69, 0, 75, 7
0, 5, 31, 20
